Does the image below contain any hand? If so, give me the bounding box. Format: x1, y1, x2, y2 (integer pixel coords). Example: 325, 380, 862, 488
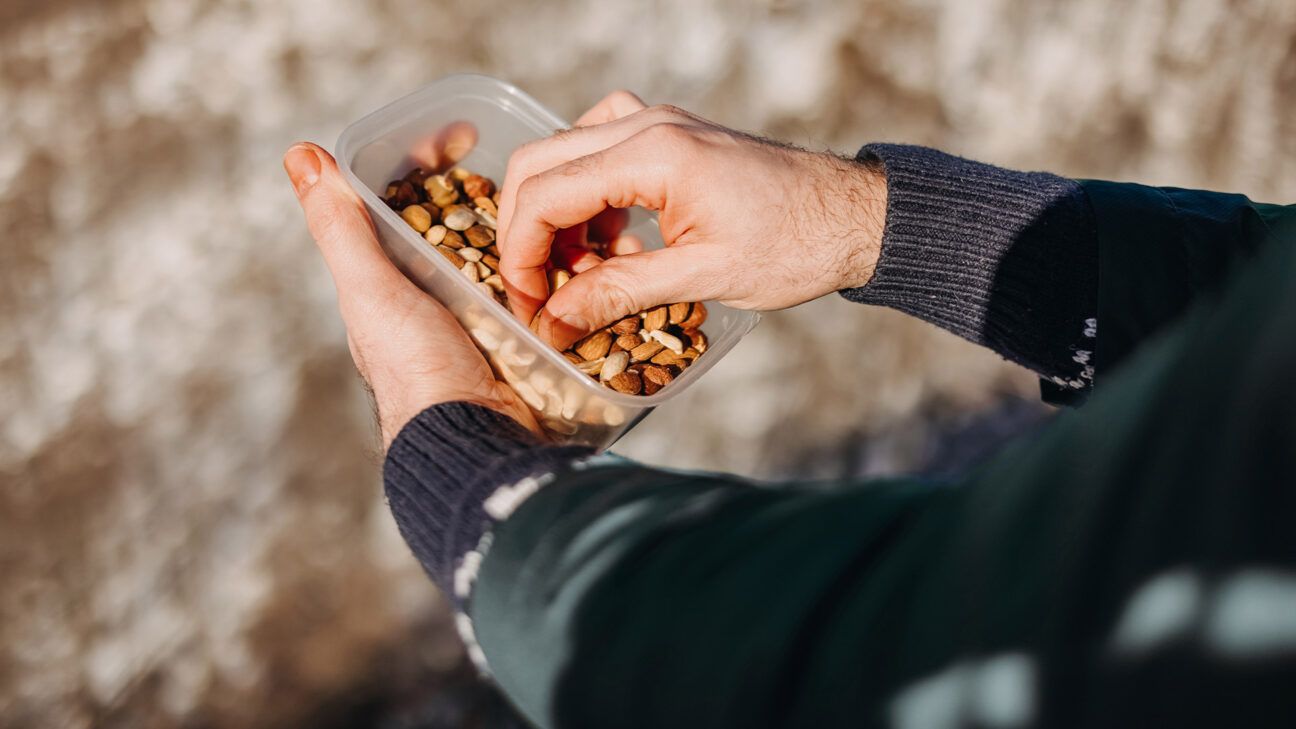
283, 142, 543, 449
496, 92, 888, 349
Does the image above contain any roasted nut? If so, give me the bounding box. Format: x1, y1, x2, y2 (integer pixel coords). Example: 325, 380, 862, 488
386, 179, 419, 208
448, 166, 472, 181
650, 348, 687, 367
643, 306, 669, 332
461, 261, 480, 283
679, 301, 707, 330
599, 350, 629, 381
608, 370, 642, 395
641, 373, 663, 395
474, 196, 498, 216
483, 274, 505, 293
425, 225, 448, 245
456, 247, 483, 262
476, 261, 492, 279
424, 175, 458, 207
482, 254, 500, 271
668, 302, 691, 325
630, 340, 665, 362
465, 224, 495, 248
548, 269, 571, 293
648, 329, 685, 355
401, 204, 433, 233
443, 205, 476, 231
574, 330, 613, 361
442, 229, 466, 249
420, 201, 442, 221
475, 207, 498, 229
403, 167, 431, 186
610, 317, 640, 335
684, 329, 708, 353
615, 333, 642, 352
682, 347, 701, 360
434, 245, 461, 266
642, 364, 674, 387
463, 174, 495, 199
562, 351, 583, 365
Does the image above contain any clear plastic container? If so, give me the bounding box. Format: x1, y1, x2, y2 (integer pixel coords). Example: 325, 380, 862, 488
335, 74, 760, 448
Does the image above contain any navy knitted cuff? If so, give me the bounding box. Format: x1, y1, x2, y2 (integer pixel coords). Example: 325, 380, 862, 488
842, 143, 1099, 393
383, 402, 594, 604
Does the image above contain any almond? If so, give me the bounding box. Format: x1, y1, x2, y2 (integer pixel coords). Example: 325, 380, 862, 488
574, 330, 613, 361
465, 224, 495, 247
401, 204, 433, 233
641, 373, 663, 396
482, 254, 500, 271
630, 340, 665, 362
456, 247, 483, 262
643, 306, 669, 332
684, 329, 708, 353
474, 196, 498, 216
443, 205, 476, 231
442, 229, 466, 249
642, 364, 674, 387
668, 302, 691, 325
610, 317, 640, 336
424, 225, 448, 245
461, 261, 480, 283
650, 349, 687, 367
615, 333, 643, 352
463, 174, 495, 199
648, 329, 684, 355
434, 245, 461, 266
679, 301, 707, 330
599, 351, 629, 381
608, 370, 642, 395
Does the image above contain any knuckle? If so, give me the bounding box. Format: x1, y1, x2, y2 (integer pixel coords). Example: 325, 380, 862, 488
649, 103, 687, 120
642, 121, 691, 145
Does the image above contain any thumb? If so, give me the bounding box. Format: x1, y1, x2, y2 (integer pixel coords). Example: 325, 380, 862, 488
283, 142, 412, 309
538, 245, 720, 350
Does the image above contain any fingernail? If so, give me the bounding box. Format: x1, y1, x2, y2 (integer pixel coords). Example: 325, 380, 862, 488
284, 144, 321, 197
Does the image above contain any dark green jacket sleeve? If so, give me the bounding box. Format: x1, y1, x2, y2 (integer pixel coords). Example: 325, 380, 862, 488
1081, 181, 1296, 377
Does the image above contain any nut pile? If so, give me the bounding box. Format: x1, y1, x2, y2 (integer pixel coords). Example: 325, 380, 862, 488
385, 165, 707, 396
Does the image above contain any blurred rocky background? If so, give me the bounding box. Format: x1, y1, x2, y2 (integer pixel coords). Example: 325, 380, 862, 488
2, 0, 1294, 726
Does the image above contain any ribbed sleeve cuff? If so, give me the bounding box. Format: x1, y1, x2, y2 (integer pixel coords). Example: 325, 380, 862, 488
383, 402, 594, 602
841, 144, 1098, 392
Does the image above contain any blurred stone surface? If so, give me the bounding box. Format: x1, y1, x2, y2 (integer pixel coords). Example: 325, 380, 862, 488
2, 0, 1293, 727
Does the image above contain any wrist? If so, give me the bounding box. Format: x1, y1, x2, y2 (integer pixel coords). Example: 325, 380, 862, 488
812, 152, 887, 292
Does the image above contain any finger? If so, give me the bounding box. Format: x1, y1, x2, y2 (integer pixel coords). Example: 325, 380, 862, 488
537, 245, 722, 349
284, 142, 413, 312
497, 105, 699, 254
500, 127, 680, 325
408, 121, 478, 172
574, 89, 647, 127
607, 234, 644, 257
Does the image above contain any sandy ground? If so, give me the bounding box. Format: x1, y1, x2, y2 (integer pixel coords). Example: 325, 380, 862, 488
2, 0, 1294, 726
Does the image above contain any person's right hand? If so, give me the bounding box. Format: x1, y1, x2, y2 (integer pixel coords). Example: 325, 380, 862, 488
496, 92, 889, 350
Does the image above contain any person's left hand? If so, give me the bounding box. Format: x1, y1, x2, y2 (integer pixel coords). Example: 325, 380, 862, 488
283, 142, 543, 449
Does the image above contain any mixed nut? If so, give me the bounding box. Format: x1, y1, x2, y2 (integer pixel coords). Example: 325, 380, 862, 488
384, 165, 707, 396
